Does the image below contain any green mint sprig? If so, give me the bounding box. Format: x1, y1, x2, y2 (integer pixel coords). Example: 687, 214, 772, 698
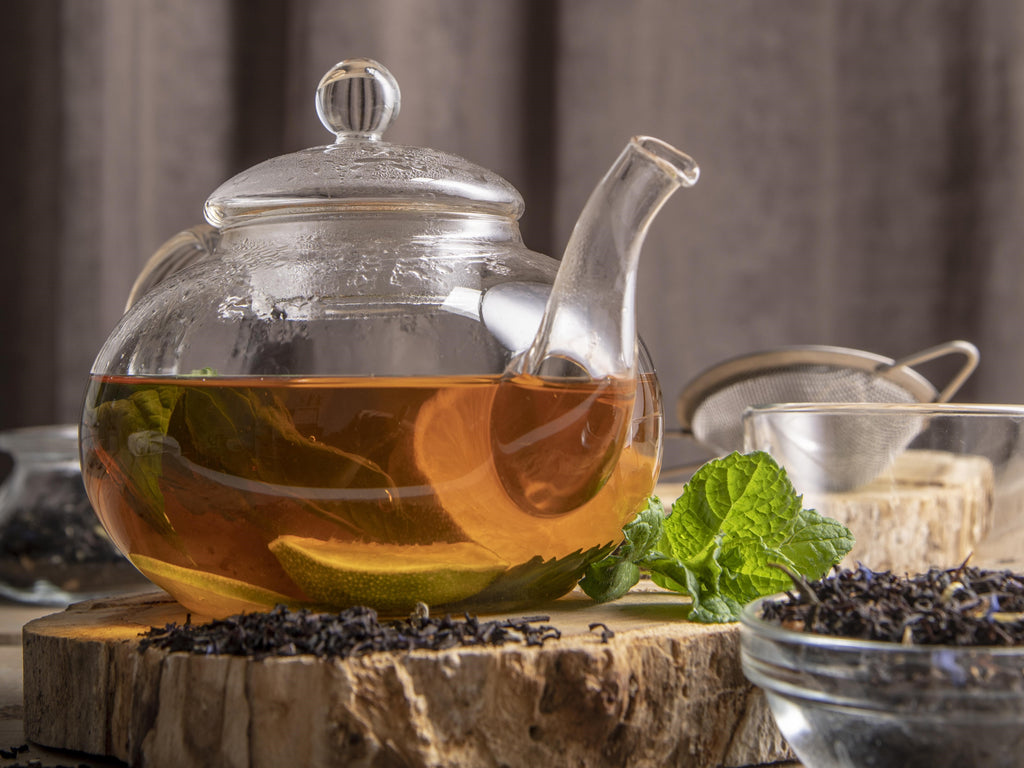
579, 451, 855, 623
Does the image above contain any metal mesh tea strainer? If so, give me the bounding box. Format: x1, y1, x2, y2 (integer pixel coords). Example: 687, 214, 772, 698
672, 340, 980, 490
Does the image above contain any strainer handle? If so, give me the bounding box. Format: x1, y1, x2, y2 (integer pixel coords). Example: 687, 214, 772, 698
881, 340, 980, 402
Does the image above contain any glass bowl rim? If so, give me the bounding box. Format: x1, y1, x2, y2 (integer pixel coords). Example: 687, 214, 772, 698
743, 402, 1024, 420
0, 424, 80, 458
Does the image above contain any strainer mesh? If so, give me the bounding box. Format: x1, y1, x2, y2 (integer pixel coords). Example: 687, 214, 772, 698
690, 364, 920, 454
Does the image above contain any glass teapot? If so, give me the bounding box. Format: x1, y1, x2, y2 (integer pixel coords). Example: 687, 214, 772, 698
80, 58, 699, 618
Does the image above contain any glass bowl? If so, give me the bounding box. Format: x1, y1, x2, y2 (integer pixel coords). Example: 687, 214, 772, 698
742, 403, 1024, 573
740, 595, 1024, 767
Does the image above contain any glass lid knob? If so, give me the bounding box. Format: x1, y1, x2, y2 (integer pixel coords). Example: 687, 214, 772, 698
204, 56, 524, 225
315, 58, 401, 140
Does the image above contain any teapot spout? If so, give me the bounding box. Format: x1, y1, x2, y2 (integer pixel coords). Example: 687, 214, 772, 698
513, 136, 698, 379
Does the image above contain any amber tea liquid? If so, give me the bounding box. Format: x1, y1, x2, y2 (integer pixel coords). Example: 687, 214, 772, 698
81, 373, 660, 615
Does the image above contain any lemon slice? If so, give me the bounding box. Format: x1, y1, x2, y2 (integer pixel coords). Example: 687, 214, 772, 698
268, 537, 508, 613
130, 554, 299, 618
411, 384, 652, 564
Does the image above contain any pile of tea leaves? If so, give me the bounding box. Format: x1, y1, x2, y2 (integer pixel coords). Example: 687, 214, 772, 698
138, 604, 574, 660
761, 564, 1024, 646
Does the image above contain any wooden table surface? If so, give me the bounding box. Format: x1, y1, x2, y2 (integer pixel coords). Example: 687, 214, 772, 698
4, 477, 1023, 766
23, 475, 1023, 768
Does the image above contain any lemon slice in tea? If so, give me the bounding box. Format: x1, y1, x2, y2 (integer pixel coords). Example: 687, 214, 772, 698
411, 382, 652, 564
131, 553, 299, 618
269, 537, 508, 613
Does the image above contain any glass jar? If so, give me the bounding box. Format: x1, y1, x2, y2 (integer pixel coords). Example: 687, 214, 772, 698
0, 425, 147, 605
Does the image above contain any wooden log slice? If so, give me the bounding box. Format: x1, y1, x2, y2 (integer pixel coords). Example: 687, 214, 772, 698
23, 588, 791, 768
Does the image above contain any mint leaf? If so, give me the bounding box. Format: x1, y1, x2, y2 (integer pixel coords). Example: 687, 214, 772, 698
90, 385, 184, 539
460, 544, 614, 606
580, 451, 855, 623
579, 501, 664, 601
662, 452, 854, 617
619, 498, 665, 559
688, 594, 743, 624
578, 558, 641, 603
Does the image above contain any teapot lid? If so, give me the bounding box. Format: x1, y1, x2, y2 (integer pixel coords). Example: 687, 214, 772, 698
204, 58, 525, 227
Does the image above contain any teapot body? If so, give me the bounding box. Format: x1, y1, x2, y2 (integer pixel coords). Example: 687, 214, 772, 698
80, 57, 688, 618
82, 213, 664, 617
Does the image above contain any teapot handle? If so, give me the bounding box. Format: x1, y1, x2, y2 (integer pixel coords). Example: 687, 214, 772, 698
878, 339, 980, 403
124, 224, 220, 312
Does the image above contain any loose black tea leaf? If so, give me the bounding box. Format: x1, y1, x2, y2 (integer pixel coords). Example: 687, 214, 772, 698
588, 622, 615, 643
139, 604, 564, 660
762, 564, 1024, 646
